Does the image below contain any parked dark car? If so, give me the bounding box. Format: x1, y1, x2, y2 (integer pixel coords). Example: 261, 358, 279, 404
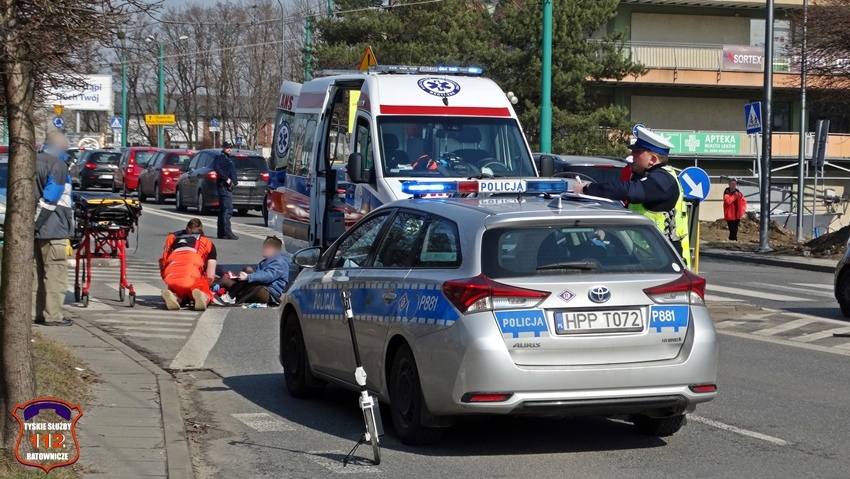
113, 147, 158, 193
70, 149, 122, 190
533, 154, 629, 183
138, 149, 195, 204
175, 149, 269, 215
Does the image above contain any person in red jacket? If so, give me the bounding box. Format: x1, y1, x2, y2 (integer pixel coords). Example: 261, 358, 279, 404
723, 178, 747, 241
159, 218, 217, 310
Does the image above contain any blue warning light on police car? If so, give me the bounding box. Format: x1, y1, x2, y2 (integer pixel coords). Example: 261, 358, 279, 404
401, 179, 570, 196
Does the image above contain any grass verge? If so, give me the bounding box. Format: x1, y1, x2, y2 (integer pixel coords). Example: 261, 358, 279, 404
0, 333, 94, 478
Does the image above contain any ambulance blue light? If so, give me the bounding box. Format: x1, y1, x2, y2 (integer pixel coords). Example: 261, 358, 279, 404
372, 65, 484, 76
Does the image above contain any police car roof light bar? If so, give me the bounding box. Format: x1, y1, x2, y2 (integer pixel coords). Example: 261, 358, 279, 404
370, 65, 484, 76
401, 179, 571, 197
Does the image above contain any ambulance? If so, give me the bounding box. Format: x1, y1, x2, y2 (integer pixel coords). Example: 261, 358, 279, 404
267, 65, 541, 251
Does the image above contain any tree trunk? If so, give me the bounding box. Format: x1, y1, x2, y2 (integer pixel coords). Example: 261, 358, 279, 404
0, 57, 38, 451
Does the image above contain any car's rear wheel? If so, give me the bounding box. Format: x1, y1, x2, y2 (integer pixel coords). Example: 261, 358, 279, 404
389, 344, 445, 445
111, 181, 118, 193
262, 197, 269, 226
198, 191, 212, 215
236, 208, 248, 216
837, 272, 850, 318
282, 314, 324, 398
78, 181, 88, 192
631, 414, 687, 437
175, 189, 187, 211
138, 183, 147, 202
154, 184, 164, 204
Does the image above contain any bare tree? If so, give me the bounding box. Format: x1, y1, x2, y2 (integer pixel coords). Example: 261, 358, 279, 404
800, 0, 850, 105
0, 0, 157, 455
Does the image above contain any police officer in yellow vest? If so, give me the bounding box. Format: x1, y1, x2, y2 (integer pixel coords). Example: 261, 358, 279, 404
574, 126, 690, 267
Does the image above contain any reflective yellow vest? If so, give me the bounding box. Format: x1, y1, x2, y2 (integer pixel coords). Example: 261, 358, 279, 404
627, 165, 691, 268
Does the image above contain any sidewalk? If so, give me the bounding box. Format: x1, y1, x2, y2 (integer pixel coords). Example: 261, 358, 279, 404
37, 315, 193, 479
701, 247, 836, 274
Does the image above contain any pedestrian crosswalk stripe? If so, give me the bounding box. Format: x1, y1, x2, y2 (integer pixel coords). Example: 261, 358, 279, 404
87, 313, 197, 320
106, 282, 162, 297
705, 294, 743, 303
708, 284, 811, 302
123, 332, 187, 339
752, 318, 816, 336
92, 319, 195, 327
752, 282, 833, 299
791, 283, 832, 291
835, 342, 850, 350
790, 326, 850, 343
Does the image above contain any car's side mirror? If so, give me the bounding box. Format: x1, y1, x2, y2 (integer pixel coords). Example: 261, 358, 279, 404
293, 247, 323, 268
346, 153, 370, 184
539, 155, 555, 178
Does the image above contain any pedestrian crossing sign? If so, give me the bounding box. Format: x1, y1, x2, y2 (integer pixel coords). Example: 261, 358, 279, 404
745, 102, 762, 135
110, 117, 123, 130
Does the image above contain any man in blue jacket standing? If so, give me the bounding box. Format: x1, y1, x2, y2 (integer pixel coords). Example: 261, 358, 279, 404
212, 141, 238, 240
34, 132, 74, 326
213, 236, 291, 305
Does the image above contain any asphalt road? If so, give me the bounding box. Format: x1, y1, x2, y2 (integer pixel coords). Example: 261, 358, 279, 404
67, 197, 850, 478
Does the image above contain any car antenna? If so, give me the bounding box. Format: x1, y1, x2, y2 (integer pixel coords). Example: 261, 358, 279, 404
548, 195, 562, 209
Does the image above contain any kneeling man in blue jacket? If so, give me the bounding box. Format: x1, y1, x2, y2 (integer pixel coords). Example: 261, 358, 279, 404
213, 236, 290, 306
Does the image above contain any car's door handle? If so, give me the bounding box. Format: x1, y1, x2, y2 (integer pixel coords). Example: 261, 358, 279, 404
383, 292, 397, 303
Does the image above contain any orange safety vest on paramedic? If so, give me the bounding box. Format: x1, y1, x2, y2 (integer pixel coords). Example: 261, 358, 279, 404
159, 232, 216, 280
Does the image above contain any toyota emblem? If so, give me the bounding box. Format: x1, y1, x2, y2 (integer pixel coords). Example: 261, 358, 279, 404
588, 286, 611, 303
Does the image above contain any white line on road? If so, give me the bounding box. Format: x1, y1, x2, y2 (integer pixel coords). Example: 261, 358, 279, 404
689, 415, 793, 446
85, 313, 198, 321
752, 282, 834, 298
790, 326, 850, 343
753, 318, 817, 337
704, 294, 743, 303
119, 332, 188, 339
169, 308, 228, 369
791, 283, 832, 291
716, 329, 850, 357
103, 325, 192, 332
707, 285, 812, 303
142, 207, 271, 240
231, 413, 295, 432
92, 319, 195, 328
306, 450, 381, 474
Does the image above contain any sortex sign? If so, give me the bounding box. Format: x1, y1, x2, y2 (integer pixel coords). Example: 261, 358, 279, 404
722, 45, 764, 72
655, 132, 742, 156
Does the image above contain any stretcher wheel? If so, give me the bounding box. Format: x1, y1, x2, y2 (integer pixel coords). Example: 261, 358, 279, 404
119, 287, 125, 302
129, 293, 136, 308
74, 286, 81, 303
82, 294, 89, 308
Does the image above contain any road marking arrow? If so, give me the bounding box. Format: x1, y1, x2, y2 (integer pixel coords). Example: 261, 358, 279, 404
682, 173, 704, 199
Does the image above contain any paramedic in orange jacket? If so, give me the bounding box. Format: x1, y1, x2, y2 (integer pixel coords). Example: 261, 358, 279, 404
159, 218, 217, 311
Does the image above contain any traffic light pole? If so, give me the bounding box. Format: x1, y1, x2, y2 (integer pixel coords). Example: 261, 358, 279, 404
539, 0, 553, 154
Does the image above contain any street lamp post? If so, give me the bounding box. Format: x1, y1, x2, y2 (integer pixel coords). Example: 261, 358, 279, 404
796, 0, 809, 242
757, 0, 775, 253
145, 35, 188, 148
539, 0, 553, 153
275, 0, 286, 76
121, 54, 128, 148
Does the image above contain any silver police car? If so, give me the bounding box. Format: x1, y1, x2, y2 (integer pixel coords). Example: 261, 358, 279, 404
280, 180, 718, 445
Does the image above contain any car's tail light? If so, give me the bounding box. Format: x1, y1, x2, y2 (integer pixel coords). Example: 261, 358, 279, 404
461, 392, 513, 403
689, 384, 717, 394
84, 163, 97, 169
234, 154, 248, 158
162, 167, 181, 176
442, 274, 550, 314
206, 171, 218, 180
260, 172, 269, 182
643, 270, 706, 305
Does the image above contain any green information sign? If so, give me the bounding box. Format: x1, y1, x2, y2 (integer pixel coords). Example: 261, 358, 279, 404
655, 132, 742, 156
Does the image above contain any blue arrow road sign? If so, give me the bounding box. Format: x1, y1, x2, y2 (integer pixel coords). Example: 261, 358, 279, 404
210, 118, 220, 128
109, 117, 123, 129
745, 102, 762, 135
52, 116, 65, 129
678, 167, 711, 202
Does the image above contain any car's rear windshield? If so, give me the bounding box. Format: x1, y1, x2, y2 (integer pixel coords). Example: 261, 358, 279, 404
481, 224, 682, 278
233, 156, 268, 171
90, 152, 121, 165
165, 154, 193, 171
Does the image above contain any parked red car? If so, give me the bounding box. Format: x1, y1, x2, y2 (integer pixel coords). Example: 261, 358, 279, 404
138, 149, 195, 203
113, 147, 158, 193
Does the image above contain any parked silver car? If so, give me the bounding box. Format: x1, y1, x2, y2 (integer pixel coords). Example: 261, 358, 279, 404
281, 179, 718, 445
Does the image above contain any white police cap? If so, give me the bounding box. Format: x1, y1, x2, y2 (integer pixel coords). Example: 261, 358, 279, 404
628, 125, 674, 155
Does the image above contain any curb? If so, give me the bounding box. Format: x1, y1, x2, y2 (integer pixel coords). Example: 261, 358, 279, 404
701, 250, 834, 274
67, 315, 194, 479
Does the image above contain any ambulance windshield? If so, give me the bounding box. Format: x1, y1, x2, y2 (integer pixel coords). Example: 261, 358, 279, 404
378, 116, 536, 178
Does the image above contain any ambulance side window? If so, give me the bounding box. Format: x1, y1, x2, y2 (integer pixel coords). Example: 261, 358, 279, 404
354, 117, 373, 171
